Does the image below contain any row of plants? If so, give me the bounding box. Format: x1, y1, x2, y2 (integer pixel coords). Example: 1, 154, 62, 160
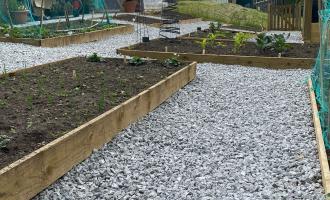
0, 21, 117, 39
194, 31, 290, 56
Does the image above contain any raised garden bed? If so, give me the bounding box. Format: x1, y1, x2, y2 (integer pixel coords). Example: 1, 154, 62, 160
0, 57, 197, 200
118, 38, 318, 68
0, 20, 134, 47
180, 29, 243, 40
113, 13, 202, 27
308, 79, 330, 196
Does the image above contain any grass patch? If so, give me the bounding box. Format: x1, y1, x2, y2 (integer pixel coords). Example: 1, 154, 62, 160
176, 2, 267, 30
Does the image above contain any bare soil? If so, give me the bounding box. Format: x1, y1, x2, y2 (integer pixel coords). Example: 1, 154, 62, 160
0, 57, 185, 169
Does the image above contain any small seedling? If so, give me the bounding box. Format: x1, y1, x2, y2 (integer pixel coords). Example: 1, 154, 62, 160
164, 57, 181, 67
87, 53, 102, 62
129, 56, 144, 66
196, 38, 208, 54
207, 33, 226, 48
233, 32, 251, 53
98, 94, 106, 112
0, 99, 7, 108
0, 99, 7, 109
26, 95, 33, 110
0, 135, 11, 149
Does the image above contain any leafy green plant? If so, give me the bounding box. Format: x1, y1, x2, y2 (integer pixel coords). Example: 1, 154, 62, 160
87, 53, 101, 62
129, 56, 144, 66
207, 33, 226, 48
9, 27, 22, 38
209, 22, 216, 33
164, 57, 181, 67
0, 23, 10, 35
272, 34, 290, 54
233, 32, 251, 53
256, 33, 273, 52
0, 135, 11, 149
196, 38, 208, 50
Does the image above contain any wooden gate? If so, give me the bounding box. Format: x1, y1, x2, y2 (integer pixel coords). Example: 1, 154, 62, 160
268, 2, 302, 31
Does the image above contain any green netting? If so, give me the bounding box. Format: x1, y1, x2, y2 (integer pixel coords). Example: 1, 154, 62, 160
311, 1, 330, 149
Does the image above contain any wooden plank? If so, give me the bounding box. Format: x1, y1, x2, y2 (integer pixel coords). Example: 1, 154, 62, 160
0, 25, 134, 47
117, 48, 315, 69
0, 60, 197, 200
303, 0, 313, 41
268, 4, 272, 30
308, 78, 330, 195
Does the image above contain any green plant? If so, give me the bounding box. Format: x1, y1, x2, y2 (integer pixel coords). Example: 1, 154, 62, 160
0, 23, 10, 35
164, 57, 181, 67
209, 22, 216, 33
272, 34, 290, 54
196, 38, 208, 50
9, 27, 22, 38
0, 135, 11, 149
97, 93, 106, 111
87, 53, 101, 62
233, 32, 251, 53
26, 95, 33, 110
256, 33, 273, 52
207, 33, 226, 48
129, 56, 144, 66
0, 99, 7, 108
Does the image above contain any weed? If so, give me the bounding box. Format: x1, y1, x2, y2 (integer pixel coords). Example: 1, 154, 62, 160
87, 53, 102, 62
0, 99, 7, 108
233, 32, 251, 53
47, 94, 54, 104
0, 135, 11, 149
26, 95, 33, 110
129, 56, 145, 66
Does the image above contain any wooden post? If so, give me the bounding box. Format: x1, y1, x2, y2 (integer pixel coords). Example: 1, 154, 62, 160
303, 0, 312, 42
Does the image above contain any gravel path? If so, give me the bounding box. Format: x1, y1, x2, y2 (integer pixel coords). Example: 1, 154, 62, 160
35, 63, 324, 200
0, 20, 209, 72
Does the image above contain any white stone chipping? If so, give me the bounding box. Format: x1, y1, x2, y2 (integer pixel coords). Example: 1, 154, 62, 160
34, 64, 324, 200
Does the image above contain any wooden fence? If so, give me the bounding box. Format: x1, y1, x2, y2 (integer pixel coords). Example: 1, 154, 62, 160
268, 3, 302, 31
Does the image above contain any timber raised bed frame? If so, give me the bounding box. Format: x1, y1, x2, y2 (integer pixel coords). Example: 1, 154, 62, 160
308, 79, 330, 197
117, 47, 315, 69
0, 59, 197, 200
0, 24, 134, 47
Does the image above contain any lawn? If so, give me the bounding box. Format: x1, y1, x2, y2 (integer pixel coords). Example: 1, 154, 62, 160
176, 1, 268, 29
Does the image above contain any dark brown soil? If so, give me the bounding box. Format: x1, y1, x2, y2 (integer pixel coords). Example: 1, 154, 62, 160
0, 57, 186, 169
132, 38, 319, 58
113, 14, 161, 24
181, 29, 238, 40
